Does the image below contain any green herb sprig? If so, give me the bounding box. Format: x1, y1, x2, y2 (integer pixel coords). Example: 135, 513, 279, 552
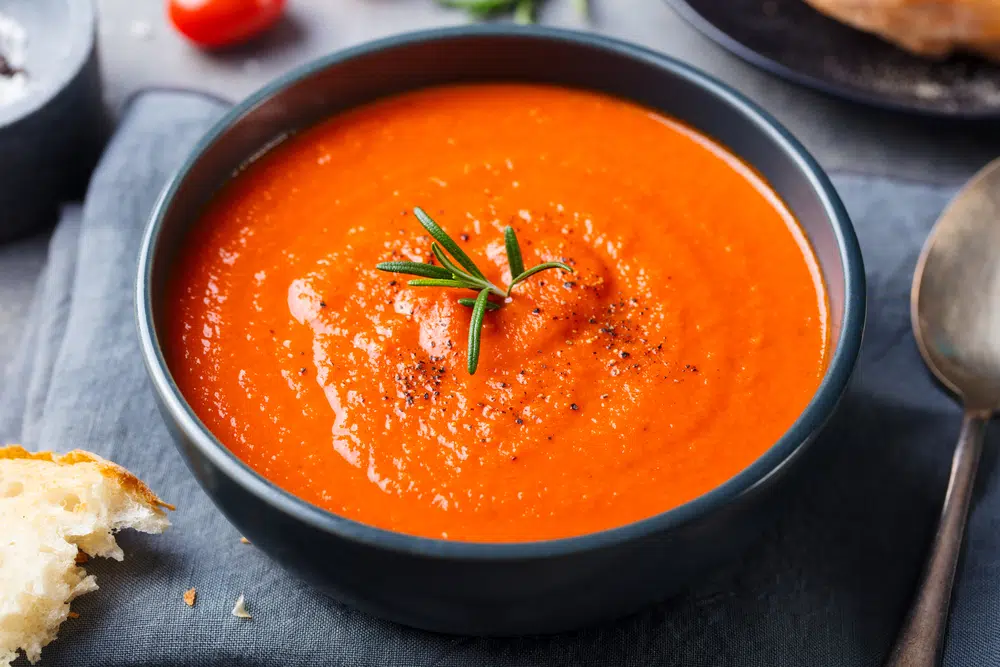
436, 0, 588, 24
377, 207, 573, 375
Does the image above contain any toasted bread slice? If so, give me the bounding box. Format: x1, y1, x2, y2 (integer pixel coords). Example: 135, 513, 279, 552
0, 446, 172, 666
804, 0, 1000, 59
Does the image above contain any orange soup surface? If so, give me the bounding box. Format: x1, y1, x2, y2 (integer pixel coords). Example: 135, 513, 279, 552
166, 84, 828, 542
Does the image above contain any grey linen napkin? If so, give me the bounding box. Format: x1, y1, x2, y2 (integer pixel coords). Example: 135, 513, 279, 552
3, 90, 999, 667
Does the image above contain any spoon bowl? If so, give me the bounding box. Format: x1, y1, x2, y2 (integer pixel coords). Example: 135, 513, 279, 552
912, 158, 1000, 413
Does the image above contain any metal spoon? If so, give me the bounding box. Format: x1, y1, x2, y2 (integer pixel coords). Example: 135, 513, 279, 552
884, 157, 1000, 667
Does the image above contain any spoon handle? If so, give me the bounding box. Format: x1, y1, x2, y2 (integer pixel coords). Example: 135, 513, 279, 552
884, 411, 989, 667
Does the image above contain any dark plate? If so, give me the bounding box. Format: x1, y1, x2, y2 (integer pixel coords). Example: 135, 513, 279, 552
666, 0, 1000, 119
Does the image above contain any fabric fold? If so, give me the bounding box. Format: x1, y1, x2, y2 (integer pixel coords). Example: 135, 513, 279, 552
0, 208, 80, 442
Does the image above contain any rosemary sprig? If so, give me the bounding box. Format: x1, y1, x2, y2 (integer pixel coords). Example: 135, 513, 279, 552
376, 206, 573, 375
436, 0, 588, 23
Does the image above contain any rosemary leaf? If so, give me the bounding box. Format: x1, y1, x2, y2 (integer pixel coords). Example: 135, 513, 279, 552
408, 278, 473, 290
458, 297, 502, 311
504, 226, 525, 278
467, 288, 491, 374
508, 261, 574, 294
413, 207, 486, 279
376, 261, 452, 280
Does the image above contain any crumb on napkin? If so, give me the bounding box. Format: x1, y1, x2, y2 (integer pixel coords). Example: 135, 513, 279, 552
231, 595, 251, 619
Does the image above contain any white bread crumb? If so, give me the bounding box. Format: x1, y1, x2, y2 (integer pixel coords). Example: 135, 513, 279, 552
231, 595, 251, 619
183, 588, 196, 607
0, 446, 172, 666
239, 536, 250, 545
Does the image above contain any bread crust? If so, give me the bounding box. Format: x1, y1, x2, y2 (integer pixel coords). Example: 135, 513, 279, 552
0, 445, 175, 512
1, 445, 174, 666
803, 0, 1000, 59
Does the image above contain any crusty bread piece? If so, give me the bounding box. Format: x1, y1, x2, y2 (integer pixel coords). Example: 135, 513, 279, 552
0, 446, 172, 666
803, 0, 1000, 59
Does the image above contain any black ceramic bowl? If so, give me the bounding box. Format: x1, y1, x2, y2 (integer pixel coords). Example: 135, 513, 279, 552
136, 26, 865, 636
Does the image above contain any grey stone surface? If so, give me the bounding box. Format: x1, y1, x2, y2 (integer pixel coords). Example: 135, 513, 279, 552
96, 0, 1000, 183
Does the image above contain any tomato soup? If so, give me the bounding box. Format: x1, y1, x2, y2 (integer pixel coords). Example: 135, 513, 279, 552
166, 84, 828, 542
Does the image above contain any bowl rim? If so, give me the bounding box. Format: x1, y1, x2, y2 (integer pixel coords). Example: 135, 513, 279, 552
136, 24, 866, 560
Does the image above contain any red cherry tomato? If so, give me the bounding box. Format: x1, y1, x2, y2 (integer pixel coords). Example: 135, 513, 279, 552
168, 0, 287, 49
